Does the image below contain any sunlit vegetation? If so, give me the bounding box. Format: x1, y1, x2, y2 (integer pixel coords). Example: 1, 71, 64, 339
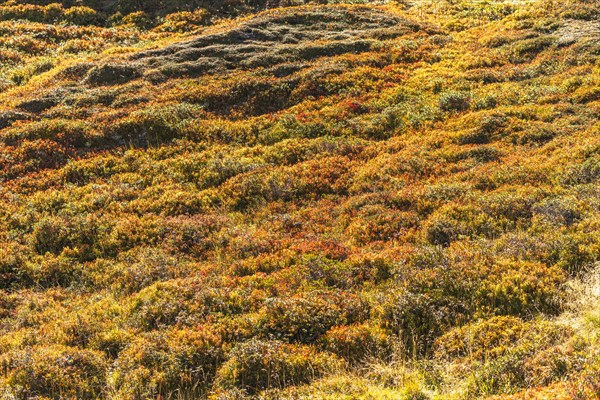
0, 0, 599, 398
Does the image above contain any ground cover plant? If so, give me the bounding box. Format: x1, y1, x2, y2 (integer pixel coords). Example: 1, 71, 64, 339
0, 0, 599, 398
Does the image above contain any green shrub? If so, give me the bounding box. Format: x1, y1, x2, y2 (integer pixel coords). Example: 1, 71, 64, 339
424, 204, 497, 246
106, 104, 199, 147
465, 321, 575, 396
562, 157, 600, 185
121, 11, 154, 29
510, 124, 558, 145
258, 290, 369, 343
321, 323, 392, 366
454, 129, 492, 145
479, 190, 534, 229
345, 205, 418, 245
112, 328, 224, 398
91, 328, 133, 358
510, 36, 555, 62
476, 260, 566, 316
425, 215, 463, 246
0, 243, 29, 289
11, 139, 67, 176
64, 6, 99, 25
215, 339, 341, 394
90, 248, 186, 293
128, 278, 249, 330
533, 196, 581, 227
3, 345, 107, 399
435, 316, 525, 361
573, 87, 600, 104
523, 341, 587, 387
0, 3, 78, 24
380, 290, 466, 357
22, 253, 86, 288
3, 118, 90, 148
454, 113, 507, 145
439, 91, 471, 112
30, 215, 99, 261
155, 10, 208, 32
475, 94, 499, 110
455, 146, 502, 163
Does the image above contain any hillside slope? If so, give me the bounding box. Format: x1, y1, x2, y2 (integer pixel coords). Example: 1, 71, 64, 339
0, 0, 600, 399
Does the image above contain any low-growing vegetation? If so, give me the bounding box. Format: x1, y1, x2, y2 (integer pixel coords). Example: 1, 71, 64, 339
0, 0, 599, 398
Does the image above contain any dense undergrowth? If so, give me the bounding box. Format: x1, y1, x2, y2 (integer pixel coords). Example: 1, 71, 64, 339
0, 0, 599, 398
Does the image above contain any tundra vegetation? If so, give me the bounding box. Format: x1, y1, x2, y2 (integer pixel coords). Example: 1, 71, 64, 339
0, 0, 599, 398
